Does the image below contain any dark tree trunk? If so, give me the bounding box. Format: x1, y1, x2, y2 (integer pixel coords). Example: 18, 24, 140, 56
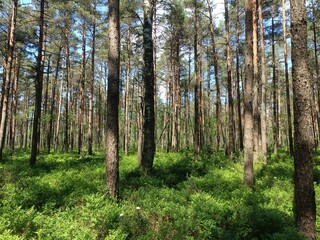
30, 0, 46, 167
153, 4, 157, 151
106, 0, 120, 199
140, 0, 156, 173
291, 0, 317, 238
194, 0, 200, 161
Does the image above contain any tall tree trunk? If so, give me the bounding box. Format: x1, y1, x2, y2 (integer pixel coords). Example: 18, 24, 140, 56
153, 3, 157, 151
0, 0, 17, 161
10, 53, 20, 153
42, 54, 50, 149
278, 78, 282, 146
199, 45, 205, 149
281, 0, 293, 155
173, 40, 181, 152
64, 20, 70, 152
48, 45, 61, 153
224, 0, 235, 156
291, 0, 317, 238
258, 0, 267, 162
206, 0, 221, 150
78, 22, 86, 155
236, 0, 243, 151
137, 80, 143, 160
206, 51, 213, 146
30, 0, 45, 167
252, 0, 260, 156
271, 4, 278, 154
140, 0, 156, 173
194, 0, 200, 161
171, 45, 177, 150
97, 69, 103, 150
106, 0, 120, 199
69, 71, 75, 151
24, 86, 30, 149
244, 0, 254, 187
167, 74, 172, 152
184, 49, 191, 149
88, 5, 96, 155
55, 70, 64, 150
124, 23, 131, 156
161, 78, 168, 150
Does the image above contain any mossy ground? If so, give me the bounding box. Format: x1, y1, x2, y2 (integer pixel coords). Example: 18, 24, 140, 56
0, 149, 319, 239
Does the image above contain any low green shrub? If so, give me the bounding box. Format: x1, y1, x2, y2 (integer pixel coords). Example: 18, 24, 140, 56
0, 150, 318, 239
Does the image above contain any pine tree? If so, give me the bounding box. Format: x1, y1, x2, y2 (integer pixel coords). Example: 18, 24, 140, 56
291, 0, 316, 238
106, 0, 120, 198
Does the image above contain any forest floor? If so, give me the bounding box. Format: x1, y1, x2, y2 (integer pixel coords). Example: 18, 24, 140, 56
0, 149, 319, 239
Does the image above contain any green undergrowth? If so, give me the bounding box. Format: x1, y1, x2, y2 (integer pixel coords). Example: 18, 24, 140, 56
0, 149, 319, 239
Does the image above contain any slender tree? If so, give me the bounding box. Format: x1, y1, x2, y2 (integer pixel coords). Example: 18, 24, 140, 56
0, 0, 18, 161
224, 0, 235, 156
88, 3, 97, 156
48, 44, 62, 153
282, 0, 293, 155
244, 0, 254, 187
9, 53, 20, 153
206, 0, 222, 150
258, 0, 267, 162
271, 4, 278, 154
61, 3, 73, 152
252, 0, 260, 156
54, 68, 64, 151
291, 0, 317, 238
106, 0, 120, 198
193, 0, 200, 161
64, 22, 70, 151
78, 22, 86, 155
30, 0, 46, 167
124, 22, 131, 156
235, 0, 243, 151
153, 2, 157, 150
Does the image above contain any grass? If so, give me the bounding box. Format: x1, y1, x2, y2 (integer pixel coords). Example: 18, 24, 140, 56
0, 149, 319, 239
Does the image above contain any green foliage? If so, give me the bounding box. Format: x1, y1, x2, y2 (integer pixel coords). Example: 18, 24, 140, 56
0, 150, 318, 239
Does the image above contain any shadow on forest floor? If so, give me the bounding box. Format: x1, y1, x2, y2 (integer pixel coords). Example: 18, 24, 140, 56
0, 149, 313, 239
